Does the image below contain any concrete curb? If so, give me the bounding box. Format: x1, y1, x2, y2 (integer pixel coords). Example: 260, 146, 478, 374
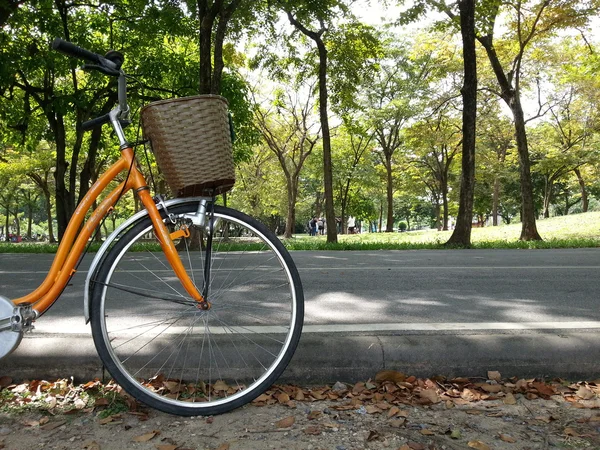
3, 329, 600, 383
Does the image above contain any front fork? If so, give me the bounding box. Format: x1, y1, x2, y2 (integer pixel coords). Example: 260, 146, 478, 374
158, 197, 214, 309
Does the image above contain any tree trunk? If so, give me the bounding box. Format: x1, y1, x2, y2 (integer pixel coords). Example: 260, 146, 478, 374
284, 178, 298, 239
50, 113, 71, 241
315, 41, 337, 243
542, 176, 552, 218
286, 11, 337, 244
4, 200, 10, 241
512, 96, 542, 240
574, 168, 588, 212
385, 159, 394, 232
492, 177, 500, 226
27, 201, 33, 239
446, 0, 476, 247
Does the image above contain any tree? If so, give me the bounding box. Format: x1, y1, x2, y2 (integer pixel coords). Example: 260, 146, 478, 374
407, 110, 462, 231
254, 86, 320, 238
331, 122, 374, 234
282, 2, 340, 243
365, 39, 434, 232
445, 0, 477, 246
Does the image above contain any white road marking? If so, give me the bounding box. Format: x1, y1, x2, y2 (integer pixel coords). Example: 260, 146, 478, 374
29, 320, 600, 336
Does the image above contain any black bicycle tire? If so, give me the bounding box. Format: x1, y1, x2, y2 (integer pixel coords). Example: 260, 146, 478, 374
90, 202, 304, 416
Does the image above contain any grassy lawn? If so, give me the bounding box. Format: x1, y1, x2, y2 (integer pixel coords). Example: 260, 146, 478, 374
284, 211, 600, 250
1, 211, 599, 253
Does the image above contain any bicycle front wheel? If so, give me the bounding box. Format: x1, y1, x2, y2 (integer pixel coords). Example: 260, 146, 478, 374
90, 202, 304, 416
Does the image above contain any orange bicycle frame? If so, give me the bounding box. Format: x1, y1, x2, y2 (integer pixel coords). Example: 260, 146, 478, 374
12, 146, 204, 316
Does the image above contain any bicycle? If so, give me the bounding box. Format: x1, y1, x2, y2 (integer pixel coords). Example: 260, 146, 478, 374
0, 39, 304, 416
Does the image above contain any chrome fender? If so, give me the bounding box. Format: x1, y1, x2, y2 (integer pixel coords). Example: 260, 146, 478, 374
83, 197, 205, 322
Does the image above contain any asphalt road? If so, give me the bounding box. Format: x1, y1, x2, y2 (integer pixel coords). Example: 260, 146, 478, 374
1, 248, 599, 381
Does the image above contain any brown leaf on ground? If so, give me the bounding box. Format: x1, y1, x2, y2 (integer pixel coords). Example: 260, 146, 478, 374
503, 393, 517, 405
307, 410, 322, 420
276, 416, 295, 428
461, 388, 481, 402
420, 429, 435, 435
365, 405, 382, 414
132, 431, 160, 442
40, 420, 66, 431
366, 430, 380, 441
304, 425, 322, 435
487, 371, 501, 382
212, 380, 229, 392
82, 441, 101, 450
480, 384, 502, 393
576, 386, 596, 400
499, 434, 517, 443
419, 388, 440, 404
215, 443, 230, 450
251, 393, 271, 404
277, 392, 290, 404
564, 427, 580, 436
467, 440, 491, 450
375, 370, 406, 383
156, 445, 178, 450
531, 382, 556, 397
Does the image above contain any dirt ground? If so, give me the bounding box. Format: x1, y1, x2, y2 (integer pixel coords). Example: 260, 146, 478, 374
1, 375, 599, 450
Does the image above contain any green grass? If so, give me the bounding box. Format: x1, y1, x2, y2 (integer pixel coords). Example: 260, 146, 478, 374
1, 211, 599, 253
283, 211, 600, 250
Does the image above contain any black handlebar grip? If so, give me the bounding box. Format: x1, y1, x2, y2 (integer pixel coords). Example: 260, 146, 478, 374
82, 113, 111, 132
52, 38, 101, 64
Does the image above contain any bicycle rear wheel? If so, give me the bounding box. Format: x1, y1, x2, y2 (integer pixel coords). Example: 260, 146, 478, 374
90, 202, 304, 416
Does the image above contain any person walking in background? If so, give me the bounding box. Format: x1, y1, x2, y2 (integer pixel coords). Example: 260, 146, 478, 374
347, 215, 355, 234
317, 217, 324, 235
309, 217, 317, 236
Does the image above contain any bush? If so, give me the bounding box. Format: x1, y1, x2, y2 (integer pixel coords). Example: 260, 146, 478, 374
398, 222, 407, 232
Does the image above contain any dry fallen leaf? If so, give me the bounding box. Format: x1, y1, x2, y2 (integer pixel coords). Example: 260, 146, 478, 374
212, 380, 229, 391
303, 425, 321, 435
564, 427, 580, 437
503, 393, 517, 405
156, 445, 178, 450
365, 405, 382, 414
366, 430, 380, 441
277, 392, 290, 404
499, 434, 517, 443
132, 431, 160, 442
41, 420, 66, 431
215, 443, 230, 450
480, 384, 502, 393
467, 440, 491, 450
420, 429, 435, 435
307, 410, 322, 420
487, 371, 501, 382
419, 388, 440, 404
576, 386, 596, 400
375, 370, 406, 383
82, 441, 101, 450
276, 416, 295, 428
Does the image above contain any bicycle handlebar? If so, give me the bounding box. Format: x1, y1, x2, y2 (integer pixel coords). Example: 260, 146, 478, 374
52, 37, 130, 134
52, 38, 103, 65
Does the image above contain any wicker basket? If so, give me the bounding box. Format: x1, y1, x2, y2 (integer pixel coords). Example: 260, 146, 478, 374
140, 95, 235, 197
